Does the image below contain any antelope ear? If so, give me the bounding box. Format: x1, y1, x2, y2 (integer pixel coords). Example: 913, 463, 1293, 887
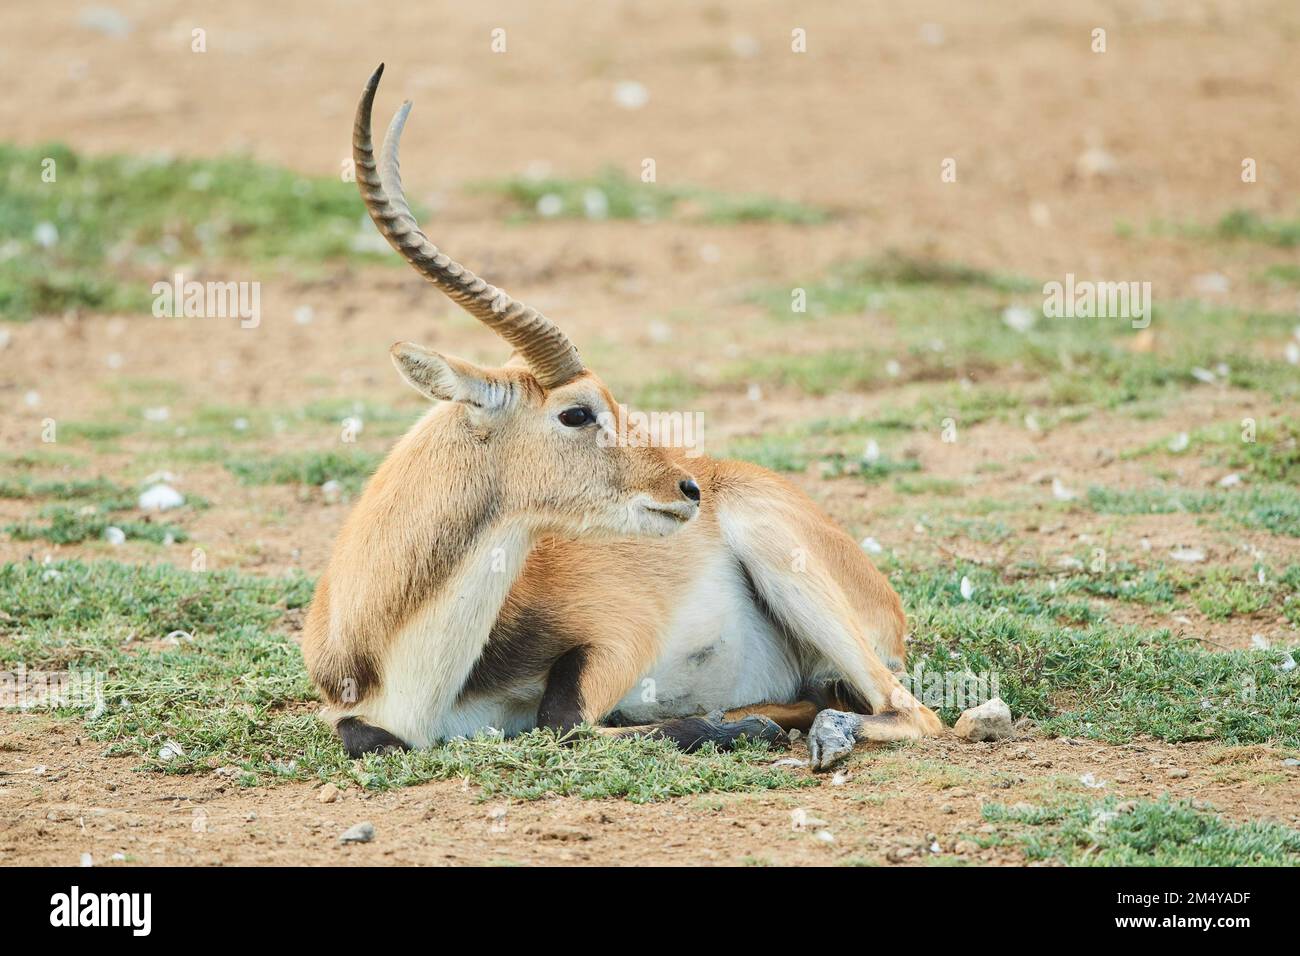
390, 343, 514, 409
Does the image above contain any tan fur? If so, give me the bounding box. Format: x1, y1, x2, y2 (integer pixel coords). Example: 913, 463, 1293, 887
304, 67, 942, 756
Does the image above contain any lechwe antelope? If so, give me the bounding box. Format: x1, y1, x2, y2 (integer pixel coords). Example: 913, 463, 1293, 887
303, 65, 943, 771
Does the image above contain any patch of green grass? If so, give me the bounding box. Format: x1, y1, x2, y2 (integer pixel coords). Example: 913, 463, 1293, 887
1082, 483, 1300, 536
349, 729, 809, 801
739, 267, 1300, 409
0, 560, 811, 800
894, 476, 962, 496
975, 796, 1300, 866
57, 420, 134, 442
1127, 419, 1300, 484
0, 142, 393, 320
475, 167, 831, 225
4, 506, 186, 545
1211, 209, 1300, 248
1193, 569, 1271, 620
224, 449, 383, 494
1256, 263, 1300, 286
721, 429, 920, 481
752, 253, 1035, 320
898, 562, 1299, 744
0, 476, 135, 508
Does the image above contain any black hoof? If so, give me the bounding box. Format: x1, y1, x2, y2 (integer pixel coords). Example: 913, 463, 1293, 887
656, 713, 787, 752
337, 717, 409, 757
728, 714, 788, 745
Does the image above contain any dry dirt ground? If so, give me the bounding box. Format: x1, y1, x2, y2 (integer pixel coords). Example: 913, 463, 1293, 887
1, 0, 1299, 865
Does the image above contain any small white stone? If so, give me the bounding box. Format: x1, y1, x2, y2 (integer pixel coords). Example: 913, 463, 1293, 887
138, 483, 184, 511
79, 852, 93, 867
103, 526, 126, 546
321, 479, 343, 504
1168, 432, 1190, 452
582, 188, 609, 220
536, 193, 563, 218
919, 22, 945, 45
1217, 473, 1242, 487
960, 576, 974, 601
863, 439, 881, 464
1051, 477, 1077, 501
790, 808, 827, 831
1190, 367, 1217, 384
613, 81, 649, 110
1193, 272, 1230, 295
953, 697, 1013, 742
293, 305, 314, 325
1080, 772, 1106, 789
33, 222, 59, 248
158, 739, 184, 761
860, 536, 883, 555
1002, 306, 1036, 333
339, 821, 375, 844
1170, 547, 1206, 563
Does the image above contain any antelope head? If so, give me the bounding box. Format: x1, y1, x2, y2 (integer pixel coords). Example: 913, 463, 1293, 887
353, 64, 700, 537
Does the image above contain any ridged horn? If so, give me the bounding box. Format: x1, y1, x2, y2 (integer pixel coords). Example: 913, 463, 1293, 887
352, 64, 584, 389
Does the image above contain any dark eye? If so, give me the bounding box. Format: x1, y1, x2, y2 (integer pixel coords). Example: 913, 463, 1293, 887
558, 406, 595, 427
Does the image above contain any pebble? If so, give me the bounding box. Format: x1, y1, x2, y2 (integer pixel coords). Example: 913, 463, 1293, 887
1168, 768, 1189, 779
138, 483, 184, 511
953, 698, 1014, 742
317, 783, 340, 804
339, 821, 374, 844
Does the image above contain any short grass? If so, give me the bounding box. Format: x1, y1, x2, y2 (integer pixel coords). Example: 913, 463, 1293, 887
224, 449, 383, 494
0, 142, 394, 320
973, 796, 1300, 866
475, 166, 831, 225
897, 562, 1300, 744
0, 560, 808, 801
0, 474, 204, 545
1082, 483, 1300, 537
731, 258, 1299, 410
5, 506, 187, 545
1210, 208, 1300, 248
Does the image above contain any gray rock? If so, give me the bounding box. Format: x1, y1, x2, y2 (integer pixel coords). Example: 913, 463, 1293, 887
339, 821, 374, 844
953, 697, 1014, 742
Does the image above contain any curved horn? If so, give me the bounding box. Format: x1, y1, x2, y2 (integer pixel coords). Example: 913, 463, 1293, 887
352, 64, 584, 389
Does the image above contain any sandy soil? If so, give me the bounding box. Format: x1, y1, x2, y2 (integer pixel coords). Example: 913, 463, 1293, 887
1, 0, 1298, 865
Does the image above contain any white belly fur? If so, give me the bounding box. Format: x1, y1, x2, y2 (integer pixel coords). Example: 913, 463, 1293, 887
441, 552, 802, 738
613, 550, 802, 723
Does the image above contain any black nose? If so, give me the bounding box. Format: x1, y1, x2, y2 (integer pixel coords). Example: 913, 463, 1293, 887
679, 479, 701, 502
